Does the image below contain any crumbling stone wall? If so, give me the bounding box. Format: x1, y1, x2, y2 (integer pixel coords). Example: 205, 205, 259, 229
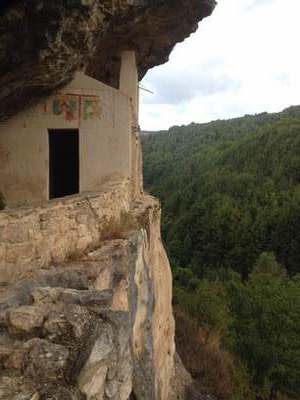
0, 178, 131, 285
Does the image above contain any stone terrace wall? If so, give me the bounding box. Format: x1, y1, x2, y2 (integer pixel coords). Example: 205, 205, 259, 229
0, 178, 131, 284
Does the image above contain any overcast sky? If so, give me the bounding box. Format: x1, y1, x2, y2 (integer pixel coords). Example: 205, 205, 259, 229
140, 0, 300, 131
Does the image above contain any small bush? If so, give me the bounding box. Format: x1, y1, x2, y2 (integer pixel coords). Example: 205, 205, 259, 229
101, 211, 138, 240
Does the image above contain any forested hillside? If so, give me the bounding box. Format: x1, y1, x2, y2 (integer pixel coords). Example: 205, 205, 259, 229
142, 106, 300, 400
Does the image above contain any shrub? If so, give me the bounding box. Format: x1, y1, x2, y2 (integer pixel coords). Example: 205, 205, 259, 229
100, 211, 138, 240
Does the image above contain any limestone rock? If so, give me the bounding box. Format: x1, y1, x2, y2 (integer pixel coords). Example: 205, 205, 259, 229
0, 338, 14, 362
31, 287, 62, 304
32, 287, 113, 308
24, 338, 70, 382
44, 311, 72, 339
81, 321, 114, 368
8, 305, 46, 335
4, 347, 26, 370
36, 268, 90, 290
79, 364, 108, 399
0, 279, 37, 313
38, 384, 74, 400
0, 376, 34, 400
59, 288, 113, 308
44, 304, 90, 340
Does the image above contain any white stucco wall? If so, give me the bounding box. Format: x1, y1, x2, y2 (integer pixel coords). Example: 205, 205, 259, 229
0, 73, 132, 208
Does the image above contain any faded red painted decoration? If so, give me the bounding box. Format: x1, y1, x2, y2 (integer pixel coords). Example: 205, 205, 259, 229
43, 93, 101, 122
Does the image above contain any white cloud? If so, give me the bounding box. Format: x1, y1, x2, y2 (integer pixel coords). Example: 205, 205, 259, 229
142, 63, 239, 105
140, 0, 300, 130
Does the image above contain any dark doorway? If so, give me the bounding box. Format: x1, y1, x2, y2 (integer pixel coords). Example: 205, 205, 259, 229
49, 129, 79, 199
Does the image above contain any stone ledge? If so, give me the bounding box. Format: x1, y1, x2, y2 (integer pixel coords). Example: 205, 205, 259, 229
0, 178, 131, 281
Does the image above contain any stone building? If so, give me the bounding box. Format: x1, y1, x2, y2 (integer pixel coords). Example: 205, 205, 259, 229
0, 51, 142, 208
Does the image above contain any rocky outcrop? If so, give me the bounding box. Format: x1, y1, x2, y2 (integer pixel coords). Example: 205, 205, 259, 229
0, 0, 216, 120
0, 195, 175, 399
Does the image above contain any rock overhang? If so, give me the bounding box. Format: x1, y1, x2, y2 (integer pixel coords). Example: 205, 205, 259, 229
0, 0, 216, 121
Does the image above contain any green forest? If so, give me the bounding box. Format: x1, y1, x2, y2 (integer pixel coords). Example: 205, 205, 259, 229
142, 106, 300, 400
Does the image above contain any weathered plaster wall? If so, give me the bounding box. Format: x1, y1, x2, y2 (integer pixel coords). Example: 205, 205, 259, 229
0, 73, 132, 208
0, 178, 130, 284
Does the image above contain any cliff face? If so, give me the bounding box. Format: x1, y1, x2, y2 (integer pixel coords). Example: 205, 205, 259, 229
0, 0, 216, 120
0, 194, 176, 399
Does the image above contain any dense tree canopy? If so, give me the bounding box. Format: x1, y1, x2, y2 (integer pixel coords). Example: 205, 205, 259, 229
142, 107, 300, 400
142, 106, 300, 278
